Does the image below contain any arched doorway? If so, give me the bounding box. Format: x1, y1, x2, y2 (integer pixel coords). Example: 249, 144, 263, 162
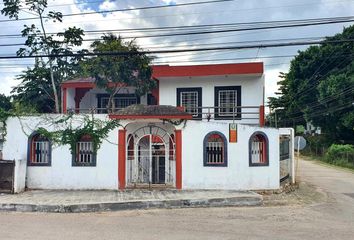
126, 125, 175, 187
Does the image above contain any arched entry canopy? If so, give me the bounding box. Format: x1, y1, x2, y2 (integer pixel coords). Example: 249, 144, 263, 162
125, 123, 176, 188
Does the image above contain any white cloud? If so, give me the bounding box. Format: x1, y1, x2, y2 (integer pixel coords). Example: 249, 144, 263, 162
98, 0, 117, 11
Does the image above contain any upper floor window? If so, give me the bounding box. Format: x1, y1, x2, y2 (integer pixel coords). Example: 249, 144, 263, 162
249, 132, 269, 167
73, 135, 96, 166
214, 86, 241, 119
28, 132, 51, 166
97, 94, 140, 113
203, 131, 227, 167
176, 87, 202, 119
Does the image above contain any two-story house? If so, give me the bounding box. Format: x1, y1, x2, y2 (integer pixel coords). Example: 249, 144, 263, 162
1, 62, 294, 192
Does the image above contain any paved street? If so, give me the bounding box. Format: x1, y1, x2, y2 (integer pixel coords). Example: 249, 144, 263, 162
0, 159, 354, 240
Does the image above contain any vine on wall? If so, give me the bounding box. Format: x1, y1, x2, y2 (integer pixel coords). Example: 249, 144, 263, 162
36, 113, 121, 154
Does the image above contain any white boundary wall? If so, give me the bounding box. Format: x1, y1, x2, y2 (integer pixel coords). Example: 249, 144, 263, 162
2, 115, 282, 190
2, 115, 119, 190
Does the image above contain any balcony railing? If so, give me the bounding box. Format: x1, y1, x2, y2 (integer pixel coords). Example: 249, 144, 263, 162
67, 105, 264, 124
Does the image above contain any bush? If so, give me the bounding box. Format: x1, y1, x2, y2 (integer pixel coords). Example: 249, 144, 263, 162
325, 144, 354, 168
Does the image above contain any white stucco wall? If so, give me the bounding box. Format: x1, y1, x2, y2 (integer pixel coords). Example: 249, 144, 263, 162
2, 115, 282, 191
158, 74, 264, 125
66, 88, 75, 110
2, 115, 119, 190
181, 121, 280, 190
13, 158, 26, 193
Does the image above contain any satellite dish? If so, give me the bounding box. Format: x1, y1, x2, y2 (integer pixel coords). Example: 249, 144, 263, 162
294, 136, 307, 150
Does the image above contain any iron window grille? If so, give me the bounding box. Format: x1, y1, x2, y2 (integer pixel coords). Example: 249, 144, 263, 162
176, 87, 202, 119
203, 131, 228, 167
73, 135, 96, 166
249, 132, 269, 167
214, 86, 241, 119
97, 94, 140, 113
27, 132, 52, 166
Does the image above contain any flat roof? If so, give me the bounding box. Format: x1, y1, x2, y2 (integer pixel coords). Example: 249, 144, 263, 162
152, 62, 263, 78
62, 62, 264, 88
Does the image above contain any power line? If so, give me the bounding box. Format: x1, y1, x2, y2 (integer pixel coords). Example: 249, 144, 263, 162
1, 38, 353, 59
0, 36, 327, 48
2, 0, 352, 30
0, 0, 236, 23
1, 16, 354, 40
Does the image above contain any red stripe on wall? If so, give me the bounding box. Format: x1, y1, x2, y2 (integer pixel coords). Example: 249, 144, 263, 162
175, 129, 182, 190
118, 129, 126, 190
62, 88, 67, 113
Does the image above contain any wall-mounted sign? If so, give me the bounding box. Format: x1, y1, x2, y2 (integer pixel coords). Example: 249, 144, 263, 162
229, 123, 237, 143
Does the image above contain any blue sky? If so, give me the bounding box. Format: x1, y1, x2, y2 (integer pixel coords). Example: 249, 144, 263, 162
0, 0, 353, 100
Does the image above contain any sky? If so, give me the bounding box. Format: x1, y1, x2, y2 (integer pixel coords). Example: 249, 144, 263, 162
0, 0, 353, 102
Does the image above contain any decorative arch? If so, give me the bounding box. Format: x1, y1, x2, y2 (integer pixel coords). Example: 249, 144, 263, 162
27, 131, 52, 166
249, 131, 269, 166
203, 131, 228, 167
125, 125, 176, 186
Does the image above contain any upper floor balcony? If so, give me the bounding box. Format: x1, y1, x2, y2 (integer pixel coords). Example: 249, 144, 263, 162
61, 62, 265, 125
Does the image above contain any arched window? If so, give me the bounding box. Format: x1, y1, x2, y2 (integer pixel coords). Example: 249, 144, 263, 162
73, 134, 96, 166
249, 132, 269, 166
28, 132, 51, 166
203, 131, 227, 167
127, 134, 134, 161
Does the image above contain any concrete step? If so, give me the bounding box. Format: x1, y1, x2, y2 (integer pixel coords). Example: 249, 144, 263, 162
0, 190, 263, 213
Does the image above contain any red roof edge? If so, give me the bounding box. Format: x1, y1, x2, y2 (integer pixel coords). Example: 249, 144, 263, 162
152, 62, 263, 78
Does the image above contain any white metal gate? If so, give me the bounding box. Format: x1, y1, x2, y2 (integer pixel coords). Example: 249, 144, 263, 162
126, 126, 175, 187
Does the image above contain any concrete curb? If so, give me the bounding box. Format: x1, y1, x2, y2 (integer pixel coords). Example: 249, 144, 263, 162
0, 195, 262, 213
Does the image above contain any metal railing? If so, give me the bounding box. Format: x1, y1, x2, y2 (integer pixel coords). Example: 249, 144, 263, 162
67, 105, 262, 122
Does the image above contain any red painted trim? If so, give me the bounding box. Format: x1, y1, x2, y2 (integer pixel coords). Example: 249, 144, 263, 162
61, 82, 95, 89
175, 130, 182, 190
109, 115, 193, 120
118, 129, 126, 190
74, 88, 90, 113
152, 62, 263, 78
151, 79, 159, 104
259, 105, 265, 127
61, 82, 126, 89
62, 88, 67, 113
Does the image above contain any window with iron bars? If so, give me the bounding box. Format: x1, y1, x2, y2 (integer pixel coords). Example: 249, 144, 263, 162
28, 133, 51, 166
203, 132, 228, 167
214, 86, 241, 119
73, 135, 96, 166
249, 132, 269, 167
97, 94, 139, 113
181, 92, 198, 116
176, 87, 202, 119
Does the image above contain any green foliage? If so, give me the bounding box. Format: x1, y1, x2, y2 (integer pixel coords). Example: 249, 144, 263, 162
268, 25, 354, 141
79, 34, 155, 111
1, 0, 85, 113
36, 114, 121, 154
0, 94, 11, 111
325, 144, 354, 169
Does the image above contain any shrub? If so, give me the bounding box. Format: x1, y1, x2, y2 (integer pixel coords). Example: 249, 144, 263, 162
325, 144, 354, 167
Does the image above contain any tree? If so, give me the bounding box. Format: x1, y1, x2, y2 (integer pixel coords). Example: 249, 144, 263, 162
80, 34, 155, 112
269, 25, 354, 141
0, 94, 11, 111
1, 0, 85, 113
